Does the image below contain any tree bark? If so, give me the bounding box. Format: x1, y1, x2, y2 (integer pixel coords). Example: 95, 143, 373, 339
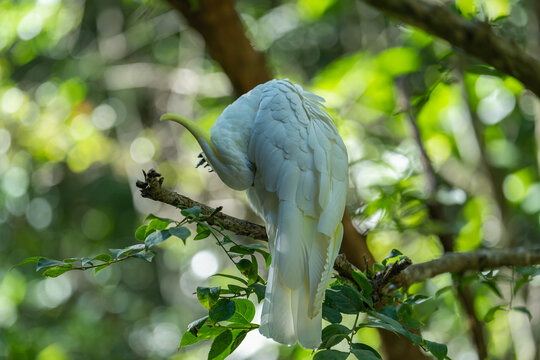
360, 0, 540, 97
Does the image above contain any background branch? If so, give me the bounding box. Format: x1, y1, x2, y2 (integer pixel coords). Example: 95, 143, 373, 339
361, 0, 540, 97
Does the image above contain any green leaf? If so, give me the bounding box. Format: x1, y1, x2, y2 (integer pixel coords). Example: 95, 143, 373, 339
12, 256, 42, 269
467, 65, 501, 77
322, 304, 342, 324
227, 284, 245, 295
513, 276, 529, 295
36, 258, 64, 271
197, 326, 227, 340
484, 305, 506, 322
352, 271, 372, 297
350, 343, 381, 360
320, 324, 351, 348
211, 273, 248, 285
209, 299, 235, 323
62, 258, 82, 264
91, 254, 112, 262
169, 226, 191, 244
187, 316, 209, 336
81, 258, 93, 267
512, 306, 532, 321
227, 299, 255, 324
480, 280, 503, 298
181, 206, 201, 219
43, 265, 73, 277
382, 249, 403, 266
179, 324, 224, 349
94, 264, 109, 275
145, 229, 173, 248
133, 250, 156, 262
424, 340, 448, 360
365, 310, 422, 345
325, 285, 365, 314
194, 223, 212, 240
398, 304, 423, 328
145, 213, 175, 223
197, 286, 221, 310
208, 330, 233, 360
313, 349, 349, 360
435, 286, 453, 297
229, 245, 255, 255
144, 217, 172, 239
247, 283, 265, 303
235, 259, 252, 273
135, 225, 147, 241
373, 263, 385, 272
109, 244, 145, 259
230, 330, 248, 352
404, 294, 431, 305
247, 255, 259, 285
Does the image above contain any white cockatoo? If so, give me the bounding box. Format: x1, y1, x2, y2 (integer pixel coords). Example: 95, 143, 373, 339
162, 79, 348, 349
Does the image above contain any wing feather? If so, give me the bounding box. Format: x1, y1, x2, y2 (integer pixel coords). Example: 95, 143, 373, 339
246, 79, 348, 348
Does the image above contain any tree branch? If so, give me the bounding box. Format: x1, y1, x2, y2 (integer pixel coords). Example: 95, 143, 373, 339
394, 248, 540, 288
360, 0, 540, 97
136, 169, 540, 291
136, 169, 267, 240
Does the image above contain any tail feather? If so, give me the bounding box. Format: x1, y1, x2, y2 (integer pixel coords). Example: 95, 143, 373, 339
259, 265, 296, 345
259, 222, 344, 349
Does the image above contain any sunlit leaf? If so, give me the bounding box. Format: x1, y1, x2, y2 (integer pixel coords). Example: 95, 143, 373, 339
484, 305, 506, 322
194, 223, 212, 240
227, 299, 255, 324
382, 249, 403, 266
92, 254, 112, 262
135, 225, 147, 241
197, 286, 221, 310
211, 273, 248, 285
43, 265, 73, 277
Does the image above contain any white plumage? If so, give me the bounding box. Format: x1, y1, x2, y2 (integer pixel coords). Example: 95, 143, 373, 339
163, 79, 348, 349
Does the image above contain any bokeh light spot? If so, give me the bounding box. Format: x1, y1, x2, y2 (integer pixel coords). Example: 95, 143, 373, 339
130, 137, 155, 164
2, 167, 29, 197
0, 129, 11, 154
190, 250, 218, 278
26, 197, 53, 230
17, 12, 43, 40
1, 88, 24, 114
503, 174, 526, 202
91, 103, 117, 130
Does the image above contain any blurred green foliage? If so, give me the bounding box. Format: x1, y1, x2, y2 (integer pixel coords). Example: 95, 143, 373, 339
1, 0, 539, 359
